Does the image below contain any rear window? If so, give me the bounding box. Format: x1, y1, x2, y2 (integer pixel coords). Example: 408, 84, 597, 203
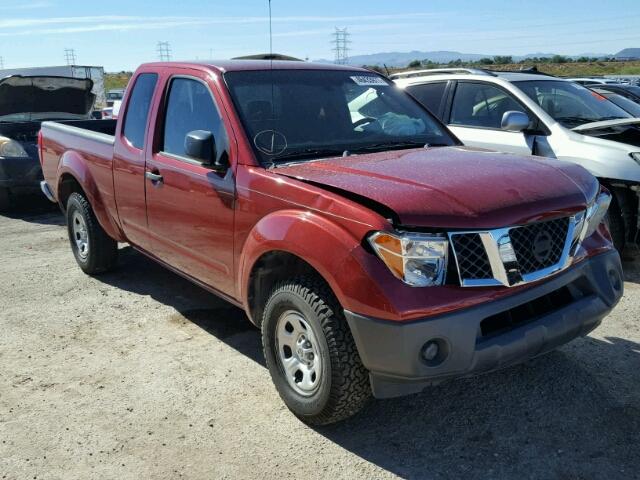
123, 73, 158, 149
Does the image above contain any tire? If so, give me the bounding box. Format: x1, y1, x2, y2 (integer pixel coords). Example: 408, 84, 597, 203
66, 192, 118, 274
0, 187, 10, 212
607, 196, 626, 253
261, 276, 371, 425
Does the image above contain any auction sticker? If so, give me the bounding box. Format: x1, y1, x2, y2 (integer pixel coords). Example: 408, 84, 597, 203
350, 75, 389, 86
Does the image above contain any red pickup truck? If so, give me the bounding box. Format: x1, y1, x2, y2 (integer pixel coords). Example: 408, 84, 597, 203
39, 61, 623, 425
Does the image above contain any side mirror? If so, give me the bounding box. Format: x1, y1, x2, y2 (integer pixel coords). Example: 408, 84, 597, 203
501, 111, 531, 132
184, 130, 218, 166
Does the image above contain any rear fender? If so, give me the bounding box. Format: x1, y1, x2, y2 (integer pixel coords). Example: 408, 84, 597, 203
57, 150, 125, 242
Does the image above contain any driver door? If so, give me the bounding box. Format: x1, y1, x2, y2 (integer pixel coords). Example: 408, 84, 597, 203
446, 81, 534, 155
144, 72, 236, 297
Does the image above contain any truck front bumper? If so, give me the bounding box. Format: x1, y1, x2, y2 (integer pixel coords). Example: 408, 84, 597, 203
345, 249, 623, 399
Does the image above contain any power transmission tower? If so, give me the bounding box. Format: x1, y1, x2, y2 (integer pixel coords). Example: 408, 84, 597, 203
64, 48, 77, 65
0, 57, 4, 70
157, 42, 172, 61
331, 27, 351, 65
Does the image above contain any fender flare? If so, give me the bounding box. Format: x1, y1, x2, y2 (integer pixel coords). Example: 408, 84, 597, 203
57, 151, 125, 242
238, 209, 389, 316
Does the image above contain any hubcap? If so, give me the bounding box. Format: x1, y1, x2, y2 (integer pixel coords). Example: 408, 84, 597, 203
275, 310, 322, 396
71, 211, 89, 259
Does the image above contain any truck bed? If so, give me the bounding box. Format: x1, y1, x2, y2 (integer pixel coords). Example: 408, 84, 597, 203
40, 119, 118, 206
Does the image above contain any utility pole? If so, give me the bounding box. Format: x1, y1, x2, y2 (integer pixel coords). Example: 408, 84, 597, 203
157, 42, 172, 62
64, 48, 77, 66
331, 27, 351, 65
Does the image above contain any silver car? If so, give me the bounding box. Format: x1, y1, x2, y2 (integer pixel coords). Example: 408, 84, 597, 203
394, 68, 640, 252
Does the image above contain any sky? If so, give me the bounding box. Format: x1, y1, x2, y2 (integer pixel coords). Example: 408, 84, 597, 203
0, 0, 638, 71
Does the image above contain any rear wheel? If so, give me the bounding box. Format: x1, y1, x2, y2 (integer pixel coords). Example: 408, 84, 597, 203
66, 192, 118, 274
261, 276, 371, 425
0, 187, 10, 212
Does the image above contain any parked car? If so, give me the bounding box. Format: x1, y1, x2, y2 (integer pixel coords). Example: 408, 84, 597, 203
584, 83, 640, 104
589, 87, 640, 117
40, 61, 622, 425
394, 68, 640, 252
106, 88, 125, 107
0, 75, 110, 211
568, 77, 625, 86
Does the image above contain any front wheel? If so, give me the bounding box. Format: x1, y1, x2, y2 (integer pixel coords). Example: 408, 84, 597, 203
262, 276, 371, 425
66, 192, 118, 274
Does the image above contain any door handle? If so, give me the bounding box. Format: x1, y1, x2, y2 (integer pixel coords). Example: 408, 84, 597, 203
145, 170, 163, 183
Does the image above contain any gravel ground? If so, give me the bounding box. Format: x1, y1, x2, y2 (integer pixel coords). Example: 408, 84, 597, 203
1, 202, 639, 480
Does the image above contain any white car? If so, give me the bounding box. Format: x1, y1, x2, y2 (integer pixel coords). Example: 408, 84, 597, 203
568, 77, 627, 86
393, 68, 640, 251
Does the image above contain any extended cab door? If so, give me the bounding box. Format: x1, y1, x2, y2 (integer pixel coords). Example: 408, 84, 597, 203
443, 81, 534, 155
113, 72, 159, 249
144, 72, 236, 297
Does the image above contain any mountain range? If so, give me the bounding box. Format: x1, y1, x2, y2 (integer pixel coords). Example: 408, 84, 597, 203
316, 50, 614, 67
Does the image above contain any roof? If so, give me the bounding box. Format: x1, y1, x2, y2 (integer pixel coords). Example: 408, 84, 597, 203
139, 60, 368, 74
393, 68, 559, 87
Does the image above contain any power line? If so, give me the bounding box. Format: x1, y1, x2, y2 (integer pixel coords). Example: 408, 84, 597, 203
157, 41, 172, 62
64, 48, 77, 66
331, 27, 351, 65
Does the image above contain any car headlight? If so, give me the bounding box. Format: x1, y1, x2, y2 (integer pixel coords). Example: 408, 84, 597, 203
575, 191, 612, 243
0, 136, 29, 158
368, 231, 448, 286
631, 152, 640, 166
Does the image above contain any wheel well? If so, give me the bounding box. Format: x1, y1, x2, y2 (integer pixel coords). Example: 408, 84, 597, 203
603, 182, 639, 242
58, 174, 85, 209
247, 251, 333, 326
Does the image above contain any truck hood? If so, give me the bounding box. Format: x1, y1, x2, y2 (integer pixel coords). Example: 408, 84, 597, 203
274, 146, 598, 229
0, 75, 95, 121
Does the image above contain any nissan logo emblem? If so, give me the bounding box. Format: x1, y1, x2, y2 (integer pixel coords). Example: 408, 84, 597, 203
532, 231, 553, 263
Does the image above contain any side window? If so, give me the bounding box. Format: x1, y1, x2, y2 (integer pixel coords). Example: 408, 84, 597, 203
162, 78, 227, 160
122, 73, 158, 149
406, 82, 447, 116
450, 82, 523, 129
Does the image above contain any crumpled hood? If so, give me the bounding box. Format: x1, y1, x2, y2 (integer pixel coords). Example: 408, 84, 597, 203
0, 75, 95, 119
274, 146, 599, 229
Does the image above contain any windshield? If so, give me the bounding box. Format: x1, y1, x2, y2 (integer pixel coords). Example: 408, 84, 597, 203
516, 80, 631, 128
599, 92, 640, 117
224, 69, 456, 164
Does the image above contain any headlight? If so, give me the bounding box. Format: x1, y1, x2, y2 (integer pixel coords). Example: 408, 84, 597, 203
631, 152, 640, 166
576, 191, 612, 243
0, 136, 28, 158
368, 231, 448, 286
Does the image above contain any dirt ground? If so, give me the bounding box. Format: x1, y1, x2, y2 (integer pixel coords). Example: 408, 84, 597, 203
1, 201, 639, 480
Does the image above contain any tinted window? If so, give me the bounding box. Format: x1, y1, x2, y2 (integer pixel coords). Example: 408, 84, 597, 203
450, 82, 524, 128
406, 82, 447, 115
516, 80, 631, 128
224, 70, 456, 165
162, 78, 226, 159
123, 73, 157, 149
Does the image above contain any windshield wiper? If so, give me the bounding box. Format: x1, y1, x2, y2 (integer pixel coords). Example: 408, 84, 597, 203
266, 148, 348, 167
351, 141, 433, 154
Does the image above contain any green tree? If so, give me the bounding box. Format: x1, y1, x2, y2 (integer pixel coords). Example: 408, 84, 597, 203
479, 57, 494, 65
408, 60, 422, 68
493, 55, 513, 65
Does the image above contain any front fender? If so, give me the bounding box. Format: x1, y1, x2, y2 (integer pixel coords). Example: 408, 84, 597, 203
238, 209, 393, 318
57, 150, 124, 242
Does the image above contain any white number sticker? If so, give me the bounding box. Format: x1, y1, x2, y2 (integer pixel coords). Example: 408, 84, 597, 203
350, 75, 388, 86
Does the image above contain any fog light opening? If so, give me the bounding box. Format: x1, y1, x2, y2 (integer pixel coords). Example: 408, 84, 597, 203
420, 338, 449, 367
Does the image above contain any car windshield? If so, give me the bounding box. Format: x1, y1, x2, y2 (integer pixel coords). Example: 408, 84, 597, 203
224, 69, 456, 165
599, 92, 640, 117
516, 80, 631, 128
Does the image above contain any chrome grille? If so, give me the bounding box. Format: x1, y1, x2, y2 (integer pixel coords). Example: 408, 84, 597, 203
449, 233, 492, 279
449, 215, 577, 288
509, 217, 570, 274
